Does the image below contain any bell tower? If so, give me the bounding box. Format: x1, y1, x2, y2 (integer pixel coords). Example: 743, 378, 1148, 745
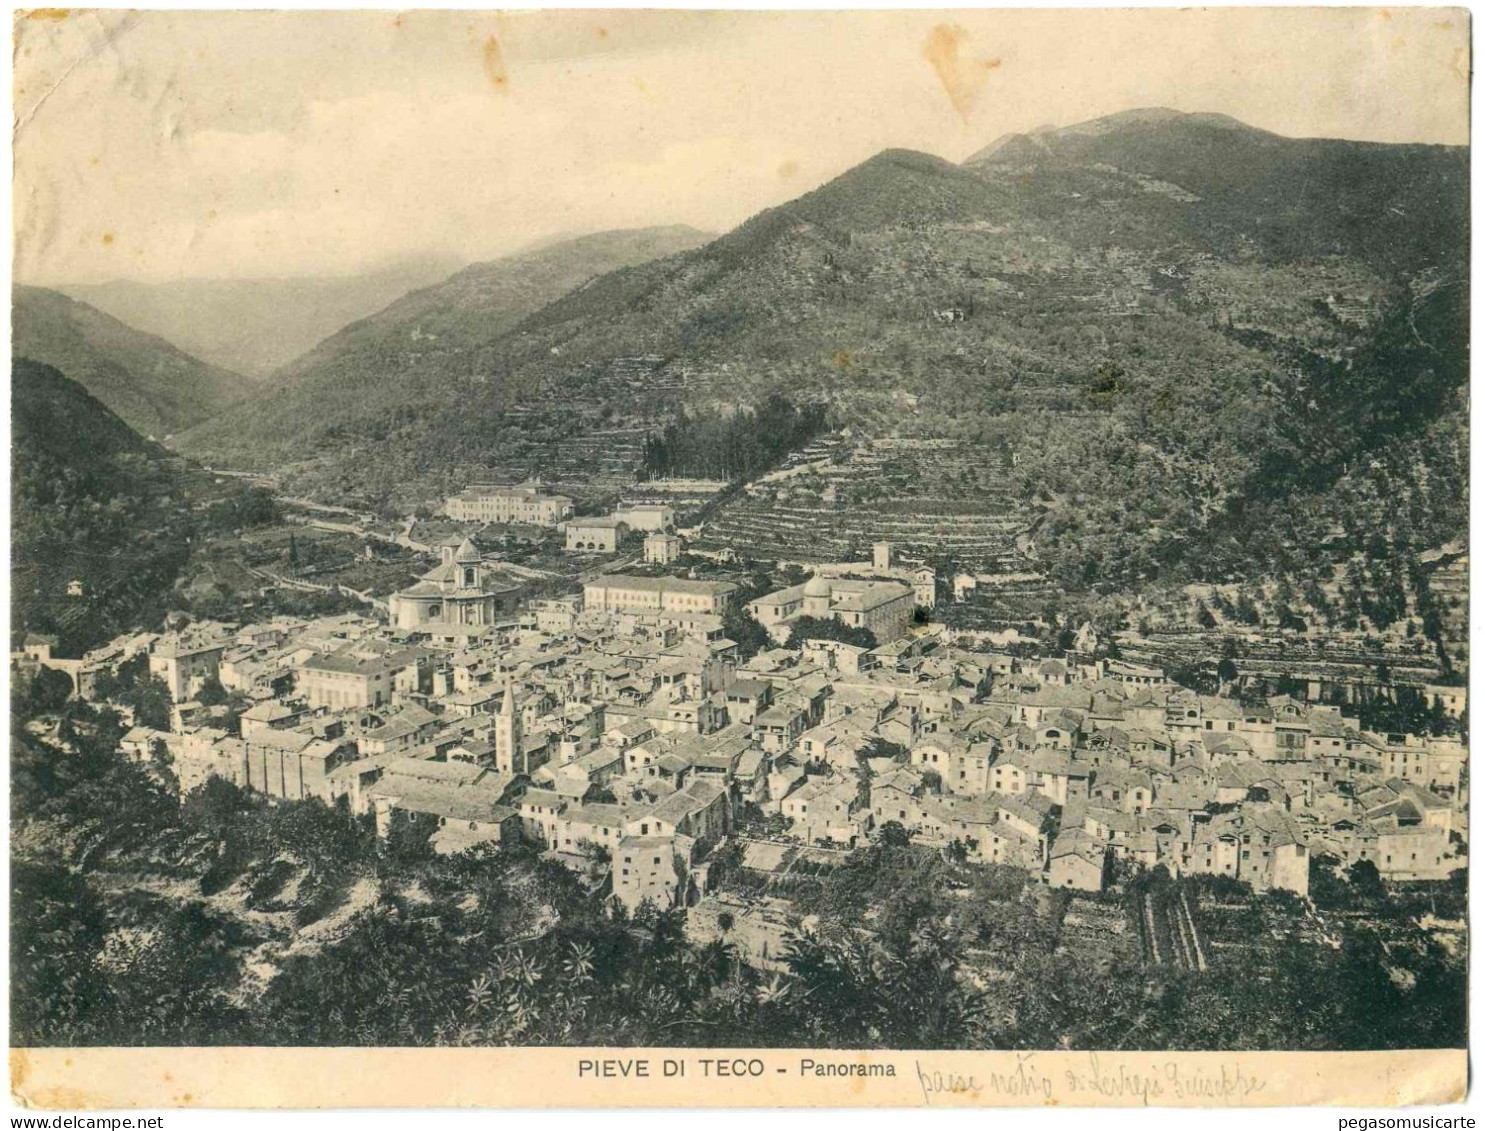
495, 681, 523, 773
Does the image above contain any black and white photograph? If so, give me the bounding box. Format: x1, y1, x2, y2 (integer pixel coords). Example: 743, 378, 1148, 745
7, 5, 1471, 1108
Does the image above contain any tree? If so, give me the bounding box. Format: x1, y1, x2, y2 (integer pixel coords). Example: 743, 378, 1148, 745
1233, 591, 1260, 625
784, 616, 876, 651
149, 737, 179, 793
722, 607, 773, 662
708, 838, 746, 886
1087, 361, 1126, 402
383, 812, 434, 862
863, 737, 909, 763
642, 396, 829, 483
19, 665, 72, 715
118, 676, 174, 731
876, 821, 912, 849
1347, 858, 1386, 900
236, 487, 279, 528
577, 839, 612, 868
10, 861, 115, 1044
1196, 600, 1218, 630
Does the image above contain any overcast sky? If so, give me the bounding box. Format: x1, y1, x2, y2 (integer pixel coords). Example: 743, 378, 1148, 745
13, 7, 1469, 285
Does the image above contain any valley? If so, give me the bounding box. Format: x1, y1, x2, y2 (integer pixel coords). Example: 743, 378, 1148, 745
16, 110, 1468, 699
9, 103, 1469, 1062
143, 115, 1464, 623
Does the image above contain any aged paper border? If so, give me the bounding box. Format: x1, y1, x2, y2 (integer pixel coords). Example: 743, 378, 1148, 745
10, 1047, 1468, 1109
7, 4, 1472, 1116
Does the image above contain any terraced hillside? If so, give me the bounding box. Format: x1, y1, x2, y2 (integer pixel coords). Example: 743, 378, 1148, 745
695, 435, 1029, 568
177, 110, 1467, 599
176, 228, 713, 489
1119, 629, 1442, 690
11, 359, 192, 653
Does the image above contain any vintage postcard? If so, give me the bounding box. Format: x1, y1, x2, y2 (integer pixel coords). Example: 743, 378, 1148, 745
9, 6, 1470, 1111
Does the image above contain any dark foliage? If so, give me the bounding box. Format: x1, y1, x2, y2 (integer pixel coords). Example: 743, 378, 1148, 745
642, 395, 828, 483
784, 616, 877, 650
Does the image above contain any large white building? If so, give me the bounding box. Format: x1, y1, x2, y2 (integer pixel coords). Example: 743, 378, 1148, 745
644, 532, 684, 565
149, 630, 229, 701
615, 503, 676, 533
442, 484, 574, 526
296, 646, 423, 711
388, 538, 522, 632
584, 575, 739, 616
749, 576, 916, 643
912, 567, 938, 608
565, 516, 628, 553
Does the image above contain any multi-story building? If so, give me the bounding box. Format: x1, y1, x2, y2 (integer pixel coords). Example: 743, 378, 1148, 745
1380, 734, 1468, 797
565, 516, 629, 553
614, 834, 692, 913
364, 758, 525, 849
644, 532, 684, 565
912, 567, 938, 608
1373, 824, 1454, 881
749, 576, 917, 643
296, 646, 423, 710
614, 503, 675, 533
240, 729, 357, 803
442, 484, 573, 526
1180, 808, 1310, 896
149, 630, 229, 702
584, 575, 738, 616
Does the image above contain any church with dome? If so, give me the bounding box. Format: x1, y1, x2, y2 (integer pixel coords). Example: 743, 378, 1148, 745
746, 572, 917, 644
388, 537, 523, 634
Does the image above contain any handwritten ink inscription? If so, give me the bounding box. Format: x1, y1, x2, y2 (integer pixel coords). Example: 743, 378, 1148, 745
916, 1054, 1266, 1106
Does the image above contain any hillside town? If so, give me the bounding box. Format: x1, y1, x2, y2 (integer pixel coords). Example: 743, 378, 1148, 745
7, 6, 1473, 1093
17, 496, 1467, 964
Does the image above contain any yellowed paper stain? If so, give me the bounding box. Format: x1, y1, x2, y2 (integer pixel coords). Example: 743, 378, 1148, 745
922, 23, 1001, 120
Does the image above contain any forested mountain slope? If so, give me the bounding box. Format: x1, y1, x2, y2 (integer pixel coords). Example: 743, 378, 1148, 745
175, 226, 714, 477
173, 111, 1467, 589
11, 359, 191, 652
13, 286, 251, 439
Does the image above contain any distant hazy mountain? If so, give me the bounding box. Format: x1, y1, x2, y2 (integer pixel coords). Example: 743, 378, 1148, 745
174, 111, 1466, 590
176, 225, 713, 461
57, 255, 464, 379
12, 286, 250, 439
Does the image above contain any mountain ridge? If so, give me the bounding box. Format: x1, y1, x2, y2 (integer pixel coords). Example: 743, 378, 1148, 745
268, 224, 714, 388
170, 109, 1467, 592
55, 255, 465, 379
12, 286, 252, 439
174, 225, 716, 474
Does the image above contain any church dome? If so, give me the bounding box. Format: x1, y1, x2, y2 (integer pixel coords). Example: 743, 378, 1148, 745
803, 576, 831, 598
